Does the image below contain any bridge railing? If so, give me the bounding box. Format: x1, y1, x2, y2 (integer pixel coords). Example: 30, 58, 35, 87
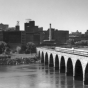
55, 47, 88, 56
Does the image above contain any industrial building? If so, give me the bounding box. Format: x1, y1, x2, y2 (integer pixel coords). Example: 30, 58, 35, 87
0, 20, 43, 48
42, 24, 69, 45
0, 20, 69, 48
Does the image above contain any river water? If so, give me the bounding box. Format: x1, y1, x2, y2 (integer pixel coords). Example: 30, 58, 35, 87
0, 63, 87, 88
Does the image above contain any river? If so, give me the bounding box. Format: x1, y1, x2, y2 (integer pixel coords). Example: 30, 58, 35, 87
0, 63, 87, 88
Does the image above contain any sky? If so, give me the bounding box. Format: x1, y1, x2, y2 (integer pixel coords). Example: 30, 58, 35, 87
0, 0, 88, 33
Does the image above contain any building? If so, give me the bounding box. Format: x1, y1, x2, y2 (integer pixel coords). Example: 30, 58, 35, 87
70, 30, 82, 36
0, 21, 69, 48
24, 20, 43, 46
2, 31, 21, 48
0, 31, 25, 49
69, 30, 85, 42
0, 21, 43, 48
54, 30, 69, 45
21, 31, 26, 45
42, 24, 69, 45
0, 22, 20, 31
7, 27, 15, 31
0, 31, 3, 41
0, 23, 9, 31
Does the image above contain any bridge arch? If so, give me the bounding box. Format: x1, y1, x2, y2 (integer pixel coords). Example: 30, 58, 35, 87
60, 56, 65, 73
75, 59, 83, 81
55, 55, 59, 70
45, 52, 48, 65
49, 54, 54, 67
41, 52, 44, 63
67, 58, 73, 76
84, 63, 88, 85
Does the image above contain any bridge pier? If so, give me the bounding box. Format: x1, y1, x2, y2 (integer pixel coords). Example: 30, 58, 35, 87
84, 64, 88, 85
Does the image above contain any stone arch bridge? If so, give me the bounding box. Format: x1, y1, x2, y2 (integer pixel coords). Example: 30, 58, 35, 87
37, 47, 88, 85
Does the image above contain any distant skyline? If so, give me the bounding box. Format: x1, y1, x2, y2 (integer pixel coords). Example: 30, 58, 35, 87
0, 0, 88, 33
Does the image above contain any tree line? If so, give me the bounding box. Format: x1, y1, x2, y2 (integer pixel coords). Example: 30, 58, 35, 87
0, 41, 36, 54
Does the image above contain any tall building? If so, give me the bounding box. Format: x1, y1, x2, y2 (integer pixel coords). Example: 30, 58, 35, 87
24, 20, 43, 45
25, 21, 35, 32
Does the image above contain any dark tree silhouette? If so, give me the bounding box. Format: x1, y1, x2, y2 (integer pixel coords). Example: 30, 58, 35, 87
20, 45, 27, 54
0, 41, 7, 54
25, 42, 36, 54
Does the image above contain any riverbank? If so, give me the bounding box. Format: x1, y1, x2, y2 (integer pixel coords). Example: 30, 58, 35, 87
10, 53, 37, 59
0, 53, 39, 65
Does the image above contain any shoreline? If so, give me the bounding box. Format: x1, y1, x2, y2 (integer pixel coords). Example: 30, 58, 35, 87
0, 53, 39, 65
10, 53, 37, 59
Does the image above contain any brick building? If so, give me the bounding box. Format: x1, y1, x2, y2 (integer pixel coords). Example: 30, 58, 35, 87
24, 21, 43, 45
0, 21, 43, 48
0, 21, 69, 48
43, 28, 69, 45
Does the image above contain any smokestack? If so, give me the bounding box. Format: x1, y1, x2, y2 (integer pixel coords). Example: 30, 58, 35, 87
49, 23, 52, 41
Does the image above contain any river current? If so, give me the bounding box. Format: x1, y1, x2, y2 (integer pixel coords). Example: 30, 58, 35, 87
0, 63, 87, 88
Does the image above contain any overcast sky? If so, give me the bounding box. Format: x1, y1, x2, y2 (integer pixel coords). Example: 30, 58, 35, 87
0, 0, 88, 33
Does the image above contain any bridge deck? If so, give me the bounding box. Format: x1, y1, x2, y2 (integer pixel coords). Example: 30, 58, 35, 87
54, 47, 88, 57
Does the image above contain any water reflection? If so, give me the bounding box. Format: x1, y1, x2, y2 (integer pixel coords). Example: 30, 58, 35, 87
0, 64, 87, 88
